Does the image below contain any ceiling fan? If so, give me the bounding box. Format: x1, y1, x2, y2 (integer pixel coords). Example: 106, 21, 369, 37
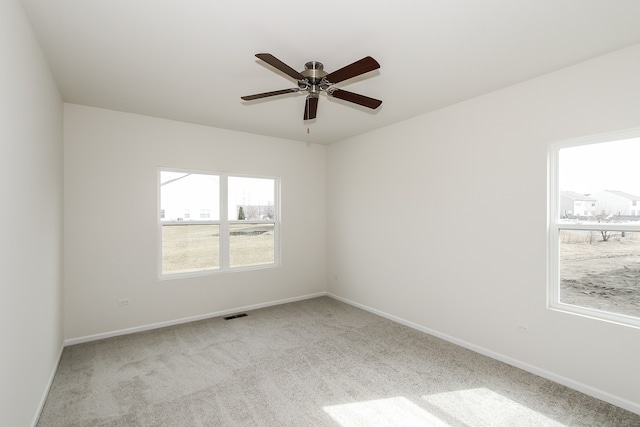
241, 53, 382, 120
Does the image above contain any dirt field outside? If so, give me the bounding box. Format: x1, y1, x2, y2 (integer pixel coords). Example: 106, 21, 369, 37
162, 223, 274, 275
559, 230, 640, 319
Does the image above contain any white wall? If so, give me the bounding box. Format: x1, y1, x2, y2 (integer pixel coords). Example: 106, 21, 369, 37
327, 44, 640, 412
0, 1, 63, 426
64, 104, 327, 340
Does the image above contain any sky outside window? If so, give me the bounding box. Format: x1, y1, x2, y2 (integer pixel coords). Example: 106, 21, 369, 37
559, 137, 640, 196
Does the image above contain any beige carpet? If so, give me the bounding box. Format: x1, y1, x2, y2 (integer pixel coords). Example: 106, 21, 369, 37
38, 297, 640, 426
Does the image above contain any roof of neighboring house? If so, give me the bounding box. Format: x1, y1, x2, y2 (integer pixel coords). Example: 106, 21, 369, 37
601, 190, 640, 201
560, 191, 596, 201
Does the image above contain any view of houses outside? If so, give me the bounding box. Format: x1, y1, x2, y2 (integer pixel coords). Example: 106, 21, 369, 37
557, 137, 640, 320
560, 190, 640, 219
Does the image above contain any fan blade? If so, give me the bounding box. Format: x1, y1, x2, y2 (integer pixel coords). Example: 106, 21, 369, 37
328, 89, 382, 109
255, 53, 305, 81
241, 88, 299, 101
324, 56, 380, 84
303, 95, 319, 120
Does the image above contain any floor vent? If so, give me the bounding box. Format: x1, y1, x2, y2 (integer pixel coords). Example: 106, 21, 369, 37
224, 313, 248, 320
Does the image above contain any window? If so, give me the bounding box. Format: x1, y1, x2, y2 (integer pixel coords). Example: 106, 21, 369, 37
159, 169, 279, 277
228, 176, 277, 268
549, 129, 640, 327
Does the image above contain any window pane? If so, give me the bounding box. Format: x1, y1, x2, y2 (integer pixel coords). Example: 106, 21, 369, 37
162, 224, 220, 274
559, 138, 640, 220
559, 230, 640, 318
229, 223, 274, 268
228, 176, 275, 220
160, 172, 219, 221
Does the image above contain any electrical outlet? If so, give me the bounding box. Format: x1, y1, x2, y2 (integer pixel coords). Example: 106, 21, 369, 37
117, 298, 130, 306
516, 324, 530, 334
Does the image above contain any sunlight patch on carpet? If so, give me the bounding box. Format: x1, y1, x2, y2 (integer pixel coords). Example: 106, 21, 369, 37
422, 387, 565, 426
323, 396, 449, 427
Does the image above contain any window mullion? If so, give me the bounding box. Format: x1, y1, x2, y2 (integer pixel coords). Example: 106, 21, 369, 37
220, 173, 229, 269
274, 178, 281, 265
557, 224, 640, 232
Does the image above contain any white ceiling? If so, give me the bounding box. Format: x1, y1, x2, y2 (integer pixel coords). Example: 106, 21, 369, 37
20, 0, 640, 144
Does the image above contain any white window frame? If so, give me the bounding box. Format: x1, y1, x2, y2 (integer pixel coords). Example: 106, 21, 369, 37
548, 128, 640, 328
158, 168, 280, 279
224, 173, 280, 270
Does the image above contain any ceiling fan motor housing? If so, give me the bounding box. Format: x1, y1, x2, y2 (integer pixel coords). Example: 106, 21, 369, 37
301, 61, 328, 94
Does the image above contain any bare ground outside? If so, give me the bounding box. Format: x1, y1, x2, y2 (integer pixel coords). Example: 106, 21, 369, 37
162, 223, 274, 275
560, 230, 640, 319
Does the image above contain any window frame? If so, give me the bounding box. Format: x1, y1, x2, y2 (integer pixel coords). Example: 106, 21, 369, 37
158, 168, 280, 279
548, 128, 640, 328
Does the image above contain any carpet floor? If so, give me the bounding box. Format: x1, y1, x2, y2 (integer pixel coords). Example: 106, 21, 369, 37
37, 297, 640, 426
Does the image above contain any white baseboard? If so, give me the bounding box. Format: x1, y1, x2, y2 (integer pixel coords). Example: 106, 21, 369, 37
327, 292, 640, 416
64, 292, 327, 346
32, 343, 64, 427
